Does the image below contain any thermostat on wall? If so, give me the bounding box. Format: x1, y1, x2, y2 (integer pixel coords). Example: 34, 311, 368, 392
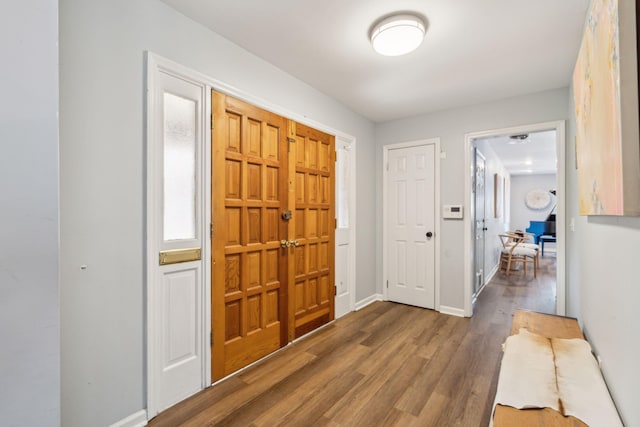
443, 205, 464, 219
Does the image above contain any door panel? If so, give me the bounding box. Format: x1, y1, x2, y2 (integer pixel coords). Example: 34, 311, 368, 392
290, 123, 335, 338
335, 140, 353, 318
158, 264, 203, 409
387, 144, 436, 309
212, 92, 289, 381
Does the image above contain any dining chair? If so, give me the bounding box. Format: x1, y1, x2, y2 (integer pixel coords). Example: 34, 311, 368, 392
499, 233, 538, 277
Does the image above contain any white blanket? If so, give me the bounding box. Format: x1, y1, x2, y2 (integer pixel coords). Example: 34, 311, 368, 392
492, 328, 623, 427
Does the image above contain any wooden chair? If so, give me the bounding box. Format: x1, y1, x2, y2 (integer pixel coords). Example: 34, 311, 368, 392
499, 233, 538, 277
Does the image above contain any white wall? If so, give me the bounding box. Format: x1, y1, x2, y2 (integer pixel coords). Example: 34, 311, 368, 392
59, 0, 375, 425
474, 141, 510, 280
510, 173, 557, 232
0, 1, 60, 426
375, 88, 569, 310
566, 85, 640, 426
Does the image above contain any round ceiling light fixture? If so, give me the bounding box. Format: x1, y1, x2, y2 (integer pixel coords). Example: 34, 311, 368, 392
370, 14, 426, 56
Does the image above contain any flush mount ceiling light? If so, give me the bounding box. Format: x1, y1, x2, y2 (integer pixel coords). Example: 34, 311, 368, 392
370, 14, 426, 56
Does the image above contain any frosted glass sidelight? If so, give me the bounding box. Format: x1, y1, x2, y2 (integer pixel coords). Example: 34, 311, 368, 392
164, 92, 197, 241
336, 147, 349, 228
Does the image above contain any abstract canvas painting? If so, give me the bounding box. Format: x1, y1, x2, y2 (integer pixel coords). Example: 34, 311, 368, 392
573, 0, 640, 215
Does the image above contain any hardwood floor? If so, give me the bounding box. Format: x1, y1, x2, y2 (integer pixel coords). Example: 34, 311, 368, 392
148, 256, 557, 427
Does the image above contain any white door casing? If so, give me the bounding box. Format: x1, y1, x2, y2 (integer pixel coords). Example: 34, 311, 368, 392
146, 54, 209, 417
334, 136, 356, 318
384, 140, 439, 310
463, 121, 566, 317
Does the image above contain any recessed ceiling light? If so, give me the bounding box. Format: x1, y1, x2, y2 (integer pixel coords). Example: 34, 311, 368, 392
370, 14, 426, 56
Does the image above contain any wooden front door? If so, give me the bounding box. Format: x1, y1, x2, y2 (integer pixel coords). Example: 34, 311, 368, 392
211, 92, 335, 380
211, 92, 289, 380
290, 123, 335, 338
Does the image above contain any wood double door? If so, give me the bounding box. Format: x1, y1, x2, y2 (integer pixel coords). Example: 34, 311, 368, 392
211, 92, 335, 380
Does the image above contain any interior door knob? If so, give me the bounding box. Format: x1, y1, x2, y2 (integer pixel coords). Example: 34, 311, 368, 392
426, 231, 433, 238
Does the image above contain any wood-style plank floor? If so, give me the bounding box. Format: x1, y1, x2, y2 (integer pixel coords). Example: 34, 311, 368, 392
148, 255, 557, 427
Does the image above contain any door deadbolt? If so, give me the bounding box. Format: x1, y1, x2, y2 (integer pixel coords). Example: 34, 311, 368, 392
280, 239, 300, 248
281, 210, 292, 220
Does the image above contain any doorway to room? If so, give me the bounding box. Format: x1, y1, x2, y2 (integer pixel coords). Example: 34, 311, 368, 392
463, 121, 566, 317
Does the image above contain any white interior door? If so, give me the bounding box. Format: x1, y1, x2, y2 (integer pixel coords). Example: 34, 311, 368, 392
386, 143, 436, 309
147, 62, 207, 417
474, 149, 486, 296
334, 137, 355, 318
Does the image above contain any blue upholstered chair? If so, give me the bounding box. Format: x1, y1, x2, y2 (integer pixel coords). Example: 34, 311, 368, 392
525, 221, 547, 244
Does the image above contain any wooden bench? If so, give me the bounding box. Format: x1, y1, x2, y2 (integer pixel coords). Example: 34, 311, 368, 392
492, 310, 588, 427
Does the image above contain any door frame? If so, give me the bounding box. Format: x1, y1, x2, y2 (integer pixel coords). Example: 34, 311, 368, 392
382, 138, 441, 310
146, 52, 357, 415
463, 120, 566, 317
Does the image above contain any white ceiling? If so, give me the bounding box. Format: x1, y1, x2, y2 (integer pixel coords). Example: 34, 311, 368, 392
160, 0, 589, 123
483, 130, 557, 175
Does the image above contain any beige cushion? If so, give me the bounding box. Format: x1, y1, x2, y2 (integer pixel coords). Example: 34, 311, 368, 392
505, 242, 539, 251
502, 247, 537, 257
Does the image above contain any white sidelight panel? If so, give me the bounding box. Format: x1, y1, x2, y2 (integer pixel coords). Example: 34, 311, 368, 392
147, 54, 208, 418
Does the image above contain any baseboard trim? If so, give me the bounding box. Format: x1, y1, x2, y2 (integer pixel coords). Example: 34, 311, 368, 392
439, 305, 466, 317
485, 264, 499, 284
109, 410, 147, 427
355, 293, 383, 311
